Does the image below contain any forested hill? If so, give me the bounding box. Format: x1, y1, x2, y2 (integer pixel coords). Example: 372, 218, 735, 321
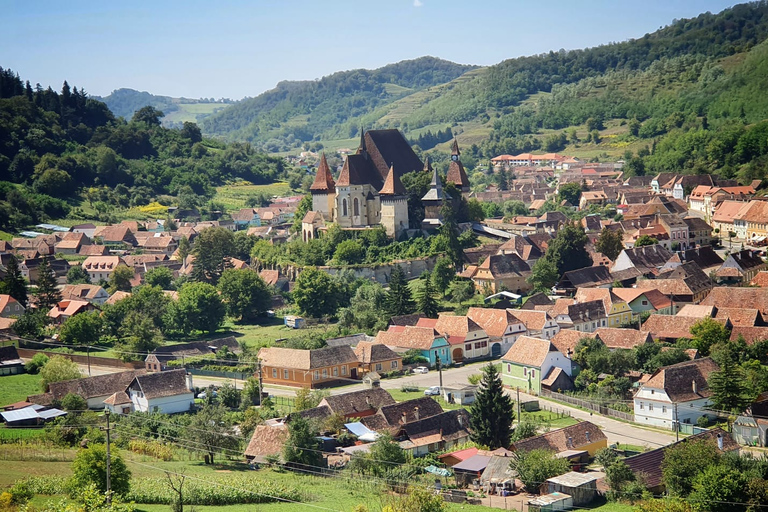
0, 69, 285, 232
95, 88, 235, 128
199, 56, 477, 150
199, 1, 768, 166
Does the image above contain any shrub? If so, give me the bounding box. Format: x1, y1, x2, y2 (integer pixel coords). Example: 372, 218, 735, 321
24, 353, 49, 374
467, 374, 482, 385
127, 475, 305, 505
400, 384, 419, 392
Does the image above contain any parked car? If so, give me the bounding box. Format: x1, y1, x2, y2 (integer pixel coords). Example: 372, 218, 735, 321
424, 386, 441, 396
412, 366, 429, 374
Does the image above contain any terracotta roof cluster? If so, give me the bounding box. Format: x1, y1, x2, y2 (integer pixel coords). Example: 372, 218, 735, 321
401, 409, 471, 446
361, 397, 444, 432
509, 310, 554, 331
244, 424, 289, 460
750, 271, 768, 287
319, 387, 396, 417
512, 421, 606, 453
610, 288, 672, 311
60, 284, 106, 302
730, 326, 768, 345
613, 245, 673, 275
593, 328, 653, 350
701, 287, 768, 317
641, 314, 727, 340
376, 325, 441, 350
559, 266, 613, 290
42, 370, 146, 402
310, 153, 336, 192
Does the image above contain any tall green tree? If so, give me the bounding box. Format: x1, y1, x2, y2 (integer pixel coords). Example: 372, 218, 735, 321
71, 444, 131, 497
108, 265, 135, 293
690, 317, 730, 356
708, 347, 754, 413
66, 265, 91, 285
509, 449, 570, 493
662, 439, 721, 497
283, 416, 323, 468
415, 271, 439, 319
217, 268, 271, 322
595, 227, 625, 261
35, 257, 61, 310
543, 222, 592, 275
118, 311, 164, 361
185, 404, 240, 465
469, 363, 514, 449
169, 282, 225, 334
439, 202, 463, 268
39, 355, 81, 391
634, 235, 659, 247
385, 265, 415, 317
293, 267, 341, 318
191, 227, 236, 284
557, 182, 582, 205
527, 258, 559, 292
144, 266, 173, 290
1, 254, 28, 306
177, 236, 191, 263
59, 311, 102, 345
431, 256, 454, 298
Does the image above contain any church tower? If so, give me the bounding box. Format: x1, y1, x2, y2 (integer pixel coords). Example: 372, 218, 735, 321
379, 164, 409, 239
421, 166, 449, 229
309, 153, 336, 221
446, 138, 471, 195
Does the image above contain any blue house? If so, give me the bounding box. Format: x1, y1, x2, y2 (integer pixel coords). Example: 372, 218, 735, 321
377, 326, 451, 368
232, 208, 262, 230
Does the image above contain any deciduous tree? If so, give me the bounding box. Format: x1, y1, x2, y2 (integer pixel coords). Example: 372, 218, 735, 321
71, 444, 131, 497
185, 404, 240, 465
169, 282, 225, 334
217, 268, 271, 322
108, 265, 135, 293
66, 265, 91, 285
509, 449, 569, 492
431, 256, 454, 297
542, 222, 592, 275
59, 311, 102, 345
144, 266, 173, 290
293, 267, 341, 318
634, 235, 659, 247
595, 227, 624, 261
527, 258, 559, 292
40, 355, 82, 391
283, 416, 323, 468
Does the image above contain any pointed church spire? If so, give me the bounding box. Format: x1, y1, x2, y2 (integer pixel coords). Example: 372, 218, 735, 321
380, 164, 406, 196
451, 137, 461, 158
423, 155, 433, 173
358, 127, 367, 158
309, 152, 335, 192
422, 166, 446, 201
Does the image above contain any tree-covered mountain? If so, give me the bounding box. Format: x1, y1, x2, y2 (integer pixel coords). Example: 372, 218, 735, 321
197, 1, 768, 186
200, 56, 477, 151
0, 69, 285, 232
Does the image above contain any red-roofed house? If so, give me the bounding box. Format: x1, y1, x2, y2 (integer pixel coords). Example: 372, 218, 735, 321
501, 336, 572, 394
466, 307, 527, 357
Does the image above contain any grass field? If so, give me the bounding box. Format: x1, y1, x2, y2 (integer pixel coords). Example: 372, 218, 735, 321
213, 182, 294, 212
0, 372, 42, 404
163, 102, 230, 125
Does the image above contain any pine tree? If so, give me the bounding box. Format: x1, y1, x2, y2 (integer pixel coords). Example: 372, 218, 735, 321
469, 363, 514, 449
35, 257, 61, 310
385, 265, 415, 317
416, 271, 439, 319
2, 254, 28, 306
709, 348, 754, 413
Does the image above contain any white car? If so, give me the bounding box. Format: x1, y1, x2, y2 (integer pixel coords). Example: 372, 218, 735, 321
412, 366, 429, 374
424, 386, 441, 396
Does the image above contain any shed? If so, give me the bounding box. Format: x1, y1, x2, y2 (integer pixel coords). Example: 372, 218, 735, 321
528, 492, 573, 512
284, 315, 305, 329
451, 454, 492, 487
442, 384, 477, 405
545, 472, 597, 506
362, 371, 381, 389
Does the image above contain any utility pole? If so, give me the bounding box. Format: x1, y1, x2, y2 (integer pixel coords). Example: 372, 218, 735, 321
674, 403, 679, 442
434, 351, 443, 391
102, 409, 112, 504
516, 387, 521, 424
256, 358, 263, 399
86, 345, 91, 377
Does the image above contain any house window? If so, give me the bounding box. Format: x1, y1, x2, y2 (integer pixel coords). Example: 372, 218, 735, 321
322, 369, 328, 378
649, 403, 654, 411
342, 199, 348, 216
283, 369, 289, 380
341, 365, 347, 375
523, 368, 527, 376
391, 361, 398, 369
333, 367, 338, 376
662, 406, 667, 414
530, 370, 535, 378
507, 364, 511, 373
602, 320, 606, 326
640, 402, 644, 410
272, 368, 277, 378
314, 371, 319, 380
375, 363, 382, 371
354, 198, 360, 216
465, 343, 471, 352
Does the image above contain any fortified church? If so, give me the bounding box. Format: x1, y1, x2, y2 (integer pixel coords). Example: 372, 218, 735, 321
302, 129, 469, 241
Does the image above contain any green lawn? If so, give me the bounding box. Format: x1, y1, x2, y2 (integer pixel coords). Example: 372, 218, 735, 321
213, 182, 294, 212
0, 230, 13, 241
0, 372, 42, 405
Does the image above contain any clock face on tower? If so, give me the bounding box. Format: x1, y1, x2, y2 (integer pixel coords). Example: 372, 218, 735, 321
451, 154, 458, 161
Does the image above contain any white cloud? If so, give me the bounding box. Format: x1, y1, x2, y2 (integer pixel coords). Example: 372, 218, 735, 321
413, 0, 423, 7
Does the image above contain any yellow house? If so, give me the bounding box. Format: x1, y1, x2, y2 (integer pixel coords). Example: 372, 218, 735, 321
575, 288, 634, 327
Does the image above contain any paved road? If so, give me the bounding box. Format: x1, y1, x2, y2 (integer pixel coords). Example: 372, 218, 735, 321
74, 360, 676, 448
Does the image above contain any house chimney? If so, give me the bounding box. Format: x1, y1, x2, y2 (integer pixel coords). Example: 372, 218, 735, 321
585, 431, 591, 442
401, 412, 407, 424
457, 413, 464, 427
186, 372, 193, 391
717, 433, 724, 451
366, 396, 371, 408
692, 379, 697, 394
567, 436, 574, 448
414, 406, 420, 421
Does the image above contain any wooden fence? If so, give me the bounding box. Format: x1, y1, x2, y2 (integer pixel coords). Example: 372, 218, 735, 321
539, 389, 634, 422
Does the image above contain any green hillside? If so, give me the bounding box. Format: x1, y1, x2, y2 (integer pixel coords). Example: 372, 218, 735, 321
196, 1, 768, 184
200, 56, 477, 151
95, 88, 233, 128
0, 71, 286, 233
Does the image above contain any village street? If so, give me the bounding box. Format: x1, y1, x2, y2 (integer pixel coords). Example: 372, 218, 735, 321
74, 359, 677, 449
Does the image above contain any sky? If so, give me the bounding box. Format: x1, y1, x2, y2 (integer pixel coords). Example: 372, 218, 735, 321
1, 0, 740, 100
